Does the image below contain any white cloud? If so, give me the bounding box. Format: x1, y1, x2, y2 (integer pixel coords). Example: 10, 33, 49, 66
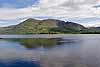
0, 7, 34, 20
81, 22, 100, 27
1, 0, 100, 20
36, 0, 100, 18
0, 0, 100, 27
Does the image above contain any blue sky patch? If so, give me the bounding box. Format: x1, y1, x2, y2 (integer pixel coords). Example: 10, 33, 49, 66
0, 0, 38, 8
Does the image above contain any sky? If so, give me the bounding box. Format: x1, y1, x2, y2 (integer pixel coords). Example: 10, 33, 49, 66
0, 0, 100, 27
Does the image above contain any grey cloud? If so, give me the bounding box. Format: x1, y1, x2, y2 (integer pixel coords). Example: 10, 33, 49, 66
60, 0, 99, 10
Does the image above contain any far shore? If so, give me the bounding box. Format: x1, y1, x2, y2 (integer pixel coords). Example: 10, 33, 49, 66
0, 34, 99, 38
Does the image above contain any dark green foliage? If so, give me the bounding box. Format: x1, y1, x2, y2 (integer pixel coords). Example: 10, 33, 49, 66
0, 18, 91, 34
7, 38, 61, 48
80, 27, 100, 34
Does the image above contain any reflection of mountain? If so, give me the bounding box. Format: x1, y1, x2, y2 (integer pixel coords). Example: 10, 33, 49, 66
0, 18, 86, 34
11, 38, 61, 48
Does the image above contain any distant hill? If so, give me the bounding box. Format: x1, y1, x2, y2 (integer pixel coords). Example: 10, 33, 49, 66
81, 27, 100, 34
0, 18, 87, 34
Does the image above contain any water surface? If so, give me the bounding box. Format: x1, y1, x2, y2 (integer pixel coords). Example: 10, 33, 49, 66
0, 34, 100, 67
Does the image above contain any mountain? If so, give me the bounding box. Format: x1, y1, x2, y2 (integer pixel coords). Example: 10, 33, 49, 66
81, 27, 100, 34
0, 18, 86, 34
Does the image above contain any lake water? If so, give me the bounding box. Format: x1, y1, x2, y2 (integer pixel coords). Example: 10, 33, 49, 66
0, 34, 100, 67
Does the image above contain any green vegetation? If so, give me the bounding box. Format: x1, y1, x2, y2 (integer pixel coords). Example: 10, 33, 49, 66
0, 18, 100, 34
0, 18, 86, 34
8, 38, 61, 48
80, 27, 100, 34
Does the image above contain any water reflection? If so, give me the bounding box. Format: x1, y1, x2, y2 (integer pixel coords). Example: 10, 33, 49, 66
0, 60, 40, 67
0, 35, 100, 67
18, 38, 61, 48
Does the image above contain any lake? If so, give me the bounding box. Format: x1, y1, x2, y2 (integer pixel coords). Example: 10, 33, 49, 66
0, 34, 100, 67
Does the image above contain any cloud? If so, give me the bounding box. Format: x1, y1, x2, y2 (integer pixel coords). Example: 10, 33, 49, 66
36, 0, 100, 18
0, 0, 100, 27
1, 0, 100, 20
0, 7, 33, 20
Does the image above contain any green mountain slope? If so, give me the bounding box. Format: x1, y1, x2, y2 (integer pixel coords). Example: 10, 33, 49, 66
81, 27, 100, 34
0, 18, 86, 34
